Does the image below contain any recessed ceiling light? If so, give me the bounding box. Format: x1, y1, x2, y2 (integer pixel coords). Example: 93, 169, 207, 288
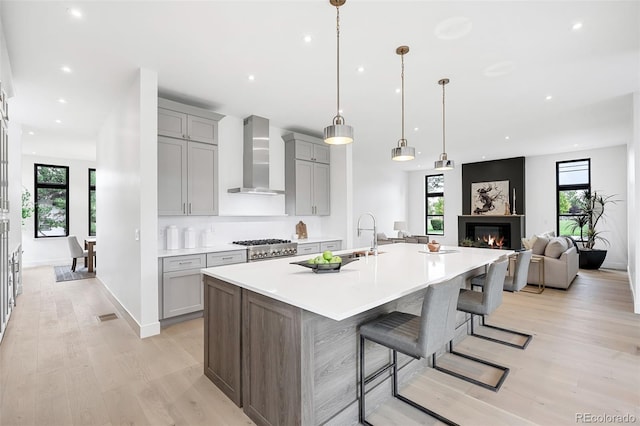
434, 16, 473, 40
32, 151, 36, 155
68, 8, 82, 18
58, 98, 67, 104
395, 88, 401, 94
545, 95, 553, 101
417, 165, 422, 168
248, 74, 255, 81
484, 61, 516, 77
357, 66, 365, 73
28, 131, 35, 135
304, 35, 312, 43
572, 22, 583, 31
60, 66, 72, 73
573, 143, 579, 147
55, 119, 62, 124
414, 127, 419, 132
505, 136, 510, 140
482, 156, 486, 159
417, 151, 422, 155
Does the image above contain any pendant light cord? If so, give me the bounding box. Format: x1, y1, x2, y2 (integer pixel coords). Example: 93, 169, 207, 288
442, 81, 446, 153
335, 5, 341, 120
401, 52, 405, 144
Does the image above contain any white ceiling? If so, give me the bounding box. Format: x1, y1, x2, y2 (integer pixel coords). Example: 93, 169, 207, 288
2, 0, 639, 170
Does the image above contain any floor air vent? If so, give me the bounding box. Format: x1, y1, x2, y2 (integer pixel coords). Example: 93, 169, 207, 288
97, 313, 118, 322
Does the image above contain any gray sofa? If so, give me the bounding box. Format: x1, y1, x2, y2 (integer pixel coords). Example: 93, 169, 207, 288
526, 235, 579, 289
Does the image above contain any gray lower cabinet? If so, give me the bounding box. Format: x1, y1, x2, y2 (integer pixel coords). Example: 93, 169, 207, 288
298, 240, 342, 256
161, 254, 206, 319
160, 250, 246, 321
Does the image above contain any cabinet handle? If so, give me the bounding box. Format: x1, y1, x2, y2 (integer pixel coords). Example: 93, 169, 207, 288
178, 261, 193, 265
183, 203, 186, 214
189, 203, 192, 214
182, 134, 186, 139
221, 256, 233, 260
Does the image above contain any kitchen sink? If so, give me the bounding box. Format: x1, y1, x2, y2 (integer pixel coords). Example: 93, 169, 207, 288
346, 250, 385, 258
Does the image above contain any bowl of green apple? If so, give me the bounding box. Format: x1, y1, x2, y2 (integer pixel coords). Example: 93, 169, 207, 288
291, 250, 358, 273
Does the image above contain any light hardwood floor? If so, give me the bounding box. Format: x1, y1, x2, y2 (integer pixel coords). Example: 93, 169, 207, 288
0, 266, 638, 425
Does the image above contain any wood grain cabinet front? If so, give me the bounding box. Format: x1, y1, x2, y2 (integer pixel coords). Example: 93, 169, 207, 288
204, 277, 242, 406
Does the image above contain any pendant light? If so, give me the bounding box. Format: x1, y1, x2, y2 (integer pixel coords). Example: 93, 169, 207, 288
434, 78, 454, 170
391, 46, 415, 161
324, 0, 353, 145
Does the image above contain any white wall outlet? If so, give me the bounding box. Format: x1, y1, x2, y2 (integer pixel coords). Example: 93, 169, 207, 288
135, 229, 140, 241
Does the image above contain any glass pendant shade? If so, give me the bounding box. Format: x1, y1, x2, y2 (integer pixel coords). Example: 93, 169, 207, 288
434, 152, 454, 170
392, 140, 415, 161
324, 121, 353, 145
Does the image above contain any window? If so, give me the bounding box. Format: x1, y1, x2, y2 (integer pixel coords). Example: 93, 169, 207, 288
425, 174, 444, 235
89, 168, 96, 236
34, 164, 69, 238
556, 159, 590, 238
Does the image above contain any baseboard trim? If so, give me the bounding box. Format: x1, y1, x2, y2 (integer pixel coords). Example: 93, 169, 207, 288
96, 278, 160, 339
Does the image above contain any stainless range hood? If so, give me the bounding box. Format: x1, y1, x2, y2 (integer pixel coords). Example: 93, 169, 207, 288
228, 115, 285, 195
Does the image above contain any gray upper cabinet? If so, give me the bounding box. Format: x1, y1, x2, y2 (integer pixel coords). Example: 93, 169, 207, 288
158, 136, 218, 216
283, 132, 330, 216
158, 98, 224, 145
157, 99, 224, 216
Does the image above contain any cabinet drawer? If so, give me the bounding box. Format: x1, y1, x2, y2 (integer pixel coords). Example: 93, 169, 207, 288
162, 254, 206, 272
320, 241, 341, 252
297, 243, 320, 255
207, 250, 247, 267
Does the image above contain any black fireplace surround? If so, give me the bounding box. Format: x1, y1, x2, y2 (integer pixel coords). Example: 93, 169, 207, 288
458, 215, 524, 250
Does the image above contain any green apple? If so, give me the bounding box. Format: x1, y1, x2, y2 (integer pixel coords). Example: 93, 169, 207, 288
322, 250, 333, 261
330, 256, 342, 264
307, 258, 316, 264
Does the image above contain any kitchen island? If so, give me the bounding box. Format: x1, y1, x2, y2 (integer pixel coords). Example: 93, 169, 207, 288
201, 243, 510, 425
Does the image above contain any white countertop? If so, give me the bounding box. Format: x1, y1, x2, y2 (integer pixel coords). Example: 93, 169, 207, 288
201, 243, 512, 321
158, 243, 242, 258
294, 237, 342, 244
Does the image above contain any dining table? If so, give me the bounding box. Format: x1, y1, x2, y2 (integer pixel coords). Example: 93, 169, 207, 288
84, 237, 96, 273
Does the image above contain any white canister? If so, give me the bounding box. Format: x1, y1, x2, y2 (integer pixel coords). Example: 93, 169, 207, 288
184, 227, 196, 249
166, 225, 179, 250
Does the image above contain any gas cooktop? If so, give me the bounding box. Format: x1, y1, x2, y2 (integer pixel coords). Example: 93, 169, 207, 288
232, 239, 292, 246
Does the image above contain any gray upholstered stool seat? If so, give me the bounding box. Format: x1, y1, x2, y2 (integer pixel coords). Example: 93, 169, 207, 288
433, 257, 511, 392
468, 250, 533, 350
358, 278, 462, 426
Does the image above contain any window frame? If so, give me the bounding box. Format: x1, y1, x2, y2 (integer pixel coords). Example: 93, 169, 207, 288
425, 174, 445, 236
34, 163, 70, 238
556, 158, 591, 238
88, 168, 96, 237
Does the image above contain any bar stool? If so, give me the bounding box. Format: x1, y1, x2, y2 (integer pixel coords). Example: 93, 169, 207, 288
434, 257, 511, 392
358, 277, 462, 426
470, 250, 533, 349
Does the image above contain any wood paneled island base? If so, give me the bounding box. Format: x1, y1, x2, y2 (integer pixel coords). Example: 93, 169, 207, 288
202, 244, 511, 425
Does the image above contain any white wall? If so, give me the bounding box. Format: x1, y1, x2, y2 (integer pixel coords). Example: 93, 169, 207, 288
20, 154, 96, 266
97, 68, 158, 338
408, 168, 462, 247
630, 92, 639, 313
352, 159, 408, 248
526, 145, 628, 270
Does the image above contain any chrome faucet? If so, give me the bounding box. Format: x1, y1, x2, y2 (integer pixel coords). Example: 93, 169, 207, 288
357, 212, 378, 255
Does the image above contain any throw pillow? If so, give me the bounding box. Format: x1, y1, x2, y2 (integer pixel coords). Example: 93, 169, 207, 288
544, 237, 569, 259
521, 234, 538, 250
531, 236, 549, 255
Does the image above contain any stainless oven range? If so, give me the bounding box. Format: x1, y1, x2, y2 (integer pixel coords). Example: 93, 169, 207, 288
232, 239, 298, 262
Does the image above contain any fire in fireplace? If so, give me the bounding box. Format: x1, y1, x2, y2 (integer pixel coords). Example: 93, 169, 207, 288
466, 223, 511, 249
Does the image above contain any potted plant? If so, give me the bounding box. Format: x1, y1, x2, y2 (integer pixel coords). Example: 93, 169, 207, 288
569, 190, 617, 269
